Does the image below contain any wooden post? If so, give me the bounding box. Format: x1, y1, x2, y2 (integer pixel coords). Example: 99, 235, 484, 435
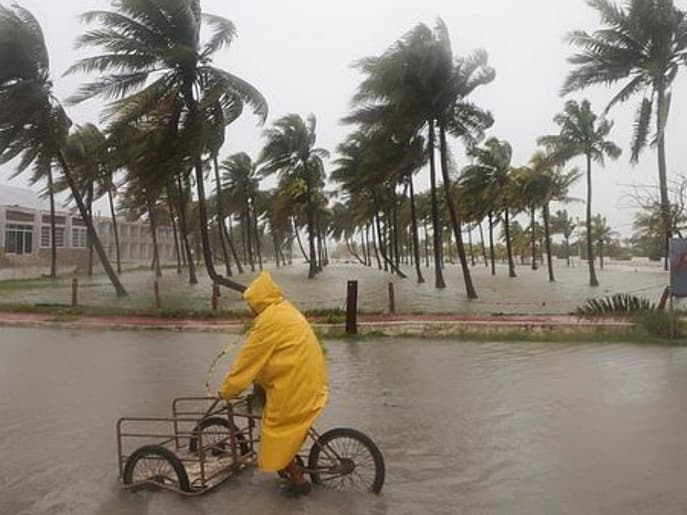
388, 282, 396, 314
71, 278, 78, 307
154, 279, 161, 309
345, 280, 358, 335
212, 283, 220, 311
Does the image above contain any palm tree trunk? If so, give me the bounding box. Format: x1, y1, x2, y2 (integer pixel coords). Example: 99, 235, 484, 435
599, 240, 604, 270
56, 151, 127, 297
504, 208, 517, 278
227, 218, 244, 273
530, 206, 538, 270
657, 82, 671, 271
213, 155, 233, 277
586, 153, 599, 287
408, 175, 425, 283
293, 218, 310, 263
488, 212, 496, 276
87, 181, 94, 276
360, 230, 369, 266
373, 194, 406, 277
391, 192, 401, 271
244, 199, 255, 272
176, 173, 198, 285
468, 226, 476, 266
147, 199, 162, 278
428, 120, 446, 289
107, 185, 122, 274
543, 203, 554, 282
251, 198, 263, 271
192, 159, 246, 292
305, 179, 319, 279
165, 185, 182, 275
438, 120, 476, 298
47, 166, 57, 278
479, 222, 488, 268
565, 235, 571, 268
424, 221, 430, 268
181, 83, 244, 292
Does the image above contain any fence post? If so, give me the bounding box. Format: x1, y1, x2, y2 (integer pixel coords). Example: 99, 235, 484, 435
154, 279, 161, 309
345, 280, 358, 335
212, 283, 220, 311
71, 278, 78, 307
388, 282, 396, 314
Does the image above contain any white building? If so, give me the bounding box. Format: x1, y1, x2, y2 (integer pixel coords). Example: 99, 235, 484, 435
0, 184, 176, 267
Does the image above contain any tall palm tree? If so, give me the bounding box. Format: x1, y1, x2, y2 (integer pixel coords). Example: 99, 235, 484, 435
433, 21, 495, 299
461, 138, 518, 278
260, 114, 328, 279
552, 210, 577, 267
0, 5, 126, 295
520, 152, 582, 281
590, 214, 618, 269
563, 0, 687, 269
539, 100, 621, 286
67, 0, 267, 293
349, 23, 448, 288
222, 153, 260, 272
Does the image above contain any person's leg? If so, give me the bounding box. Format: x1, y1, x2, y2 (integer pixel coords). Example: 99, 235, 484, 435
281, 458, 311, 496
285, 459, 307, 485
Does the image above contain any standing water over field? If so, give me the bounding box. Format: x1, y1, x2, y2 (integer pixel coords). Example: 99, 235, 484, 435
2, 328, 687, 514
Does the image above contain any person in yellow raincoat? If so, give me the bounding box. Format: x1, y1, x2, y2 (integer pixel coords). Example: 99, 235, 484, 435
219, 271, 328, 496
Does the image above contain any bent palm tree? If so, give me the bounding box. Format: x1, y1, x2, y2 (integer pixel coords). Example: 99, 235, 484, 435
259, 114, 328, 279
0, 5, 126, 296
563, 0, 687, 269
67, 0, 267, 293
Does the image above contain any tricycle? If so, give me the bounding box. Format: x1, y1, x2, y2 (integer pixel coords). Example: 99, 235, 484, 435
116, 395, 385, 496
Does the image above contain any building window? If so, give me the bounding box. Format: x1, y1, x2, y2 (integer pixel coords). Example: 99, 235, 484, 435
72, 227, 88, 248
41, 226, 65, 248
4, 224, 33, 255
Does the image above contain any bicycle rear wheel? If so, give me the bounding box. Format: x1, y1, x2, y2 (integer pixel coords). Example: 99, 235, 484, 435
307, 427, 385, 494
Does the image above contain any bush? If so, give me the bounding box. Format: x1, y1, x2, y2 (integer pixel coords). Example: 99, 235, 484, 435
576, 294, 656, 317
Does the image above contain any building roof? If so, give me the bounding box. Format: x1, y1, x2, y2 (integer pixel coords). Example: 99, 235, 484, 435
0, 183, 56, 211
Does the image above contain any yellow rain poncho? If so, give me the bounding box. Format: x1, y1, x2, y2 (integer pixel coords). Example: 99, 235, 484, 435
219, 272, 328, 472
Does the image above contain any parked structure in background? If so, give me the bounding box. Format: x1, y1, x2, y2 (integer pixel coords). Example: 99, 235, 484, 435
0, 185, 175, 269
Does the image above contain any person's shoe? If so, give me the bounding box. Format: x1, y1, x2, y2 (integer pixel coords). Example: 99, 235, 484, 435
281, 481, 312, 497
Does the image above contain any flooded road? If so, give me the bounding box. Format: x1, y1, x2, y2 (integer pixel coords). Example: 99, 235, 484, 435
2, 328, 687, 514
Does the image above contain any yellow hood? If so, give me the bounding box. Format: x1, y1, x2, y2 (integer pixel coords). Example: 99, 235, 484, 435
243, 272, 284, 314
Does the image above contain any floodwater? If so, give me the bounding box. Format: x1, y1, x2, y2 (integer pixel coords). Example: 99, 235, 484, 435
3, 329, 687, 514
0, 260, 670, 315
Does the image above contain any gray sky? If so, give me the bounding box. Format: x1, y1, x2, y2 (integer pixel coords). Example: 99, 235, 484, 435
3, 0, 687, 237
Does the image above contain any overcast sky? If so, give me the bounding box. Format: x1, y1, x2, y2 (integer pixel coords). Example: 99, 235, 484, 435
3, 0, 687, 237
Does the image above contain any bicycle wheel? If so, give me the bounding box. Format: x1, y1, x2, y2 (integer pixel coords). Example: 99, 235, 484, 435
188, 416, 250, 456
122, 445, 191, 493
307, 428, 385, 494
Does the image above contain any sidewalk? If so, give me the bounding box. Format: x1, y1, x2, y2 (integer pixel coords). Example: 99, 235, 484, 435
0, 311, 634, 337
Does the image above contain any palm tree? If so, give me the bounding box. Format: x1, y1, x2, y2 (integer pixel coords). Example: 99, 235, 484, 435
461, 138, 518, 278
222, 153, 260, 272
349, 23, 448, 288
563, 0, 687, 270
520, 152, 582, 281
67, 0, 267, 293
552, 210, 577, 267
433, 22, 495, 299
590, 214, 617, 269
260, 114, 328, 279
0, 5, 126, 295
539, 100, 621, 286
